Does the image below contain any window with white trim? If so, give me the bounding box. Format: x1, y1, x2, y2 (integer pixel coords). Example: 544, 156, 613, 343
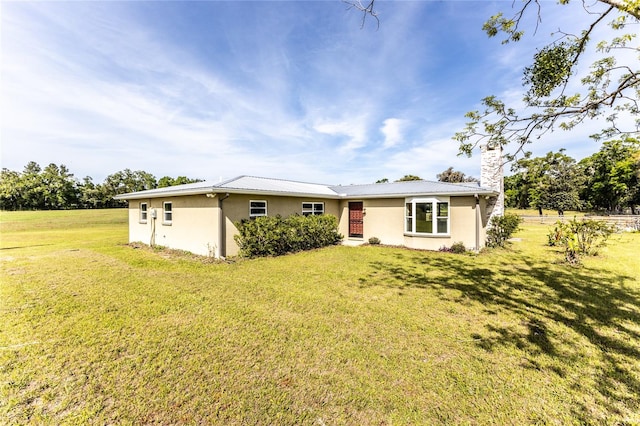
405, 197, 449, 235
140, 203, 148, 223
163, 202, 173, 225
302, 202, 324, 216
249, 200, 267, 218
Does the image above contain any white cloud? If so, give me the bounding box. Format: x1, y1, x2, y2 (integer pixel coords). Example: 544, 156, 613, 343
312, 116, 369, 155
0, 2, 319, 180
380, 118, 407, 148
3, 1, 626, 187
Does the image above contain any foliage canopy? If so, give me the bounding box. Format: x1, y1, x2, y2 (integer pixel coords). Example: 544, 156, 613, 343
0, 162, 201, 210
454, 0, 639, 160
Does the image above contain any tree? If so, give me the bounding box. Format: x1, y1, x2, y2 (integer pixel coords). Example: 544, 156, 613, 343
0, 169, 22, 210
436, 167, 478, 183
536, 153, 584, 215
40, 163, 78, 209
21, 161, 45, 210
580, 137, 640, 212
157, 176, 202, 188
395, 175, 422, 182
453, 0, 639, 160
78, 176, 104, 209
102, 169, 157, 207
349, 1, 638, 161
375, 178, 389, 183
0, 162, 208, 211
504, 173, 528, 209
509, 150, 585, 214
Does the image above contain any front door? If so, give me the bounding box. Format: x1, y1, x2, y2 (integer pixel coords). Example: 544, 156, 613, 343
348, 202, 363, 238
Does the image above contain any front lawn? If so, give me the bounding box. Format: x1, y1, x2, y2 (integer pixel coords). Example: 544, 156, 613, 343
1, 210, 639, 424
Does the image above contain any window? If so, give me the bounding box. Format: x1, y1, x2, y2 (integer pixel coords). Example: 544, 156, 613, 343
249, 200, 267, 218
302, 202, 324, 216
163, 202, 172, 225
405, 198, 449, 235
436, 202, 448, 233
140, 203, 148, 223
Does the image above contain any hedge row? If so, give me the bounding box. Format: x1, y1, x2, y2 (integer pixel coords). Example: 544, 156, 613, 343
234, 214, 343, 258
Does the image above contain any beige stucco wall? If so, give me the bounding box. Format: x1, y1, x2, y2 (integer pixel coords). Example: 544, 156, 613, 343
127, 192, 489, 257
338, 199, 406, 246
338, 196, 487, 251
128, 195, 220, 257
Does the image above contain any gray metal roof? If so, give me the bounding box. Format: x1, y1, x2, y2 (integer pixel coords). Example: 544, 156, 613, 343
115, 175, 497, 200
330, 180, 495, 198
219, 175, 339, 197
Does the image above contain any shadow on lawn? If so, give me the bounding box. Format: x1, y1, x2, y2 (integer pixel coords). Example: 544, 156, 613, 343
362, 250, 640, 421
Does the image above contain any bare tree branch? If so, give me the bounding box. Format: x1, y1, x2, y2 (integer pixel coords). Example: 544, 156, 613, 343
343, 0, 379, 29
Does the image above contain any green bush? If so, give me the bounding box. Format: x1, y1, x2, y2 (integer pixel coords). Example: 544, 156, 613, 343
368, 237, 381, 245
439, 241, 467, 254
234, 214, 343, 258
486, 213, 523, 248
450, 241, 467, 254
547, 218, 615, 264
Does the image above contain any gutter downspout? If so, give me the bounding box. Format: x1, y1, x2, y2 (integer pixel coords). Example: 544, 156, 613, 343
217, 193, 230, 259
475, 194, 480, 252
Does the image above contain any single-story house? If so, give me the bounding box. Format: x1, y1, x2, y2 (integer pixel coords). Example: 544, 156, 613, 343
115, 146, 504, 258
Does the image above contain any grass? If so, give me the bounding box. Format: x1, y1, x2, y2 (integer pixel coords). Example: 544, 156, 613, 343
1, 209, 639, 424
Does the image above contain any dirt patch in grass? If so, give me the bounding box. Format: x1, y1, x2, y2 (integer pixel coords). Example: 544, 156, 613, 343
127, 242, 226, 264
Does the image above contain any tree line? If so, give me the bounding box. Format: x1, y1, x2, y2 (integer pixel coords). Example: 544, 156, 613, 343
0, 162, 201, 210
3, 137, 639, 213
376, 137, 639, 215
505, 137, 640, 215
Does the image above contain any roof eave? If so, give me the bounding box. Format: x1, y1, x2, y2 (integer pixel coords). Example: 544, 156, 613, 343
115, 189, 498, 201
114, 187, 342, 201
113, 187, 216, 200
341, 190, 498, 199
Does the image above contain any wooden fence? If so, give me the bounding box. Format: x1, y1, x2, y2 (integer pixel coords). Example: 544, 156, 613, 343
520, 214, 640, 230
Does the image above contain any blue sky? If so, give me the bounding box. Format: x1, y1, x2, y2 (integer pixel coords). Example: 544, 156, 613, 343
0, 1, 628, 184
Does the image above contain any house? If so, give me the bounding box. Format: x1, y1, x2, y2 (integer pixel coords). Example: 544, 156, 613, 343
114, 146, 504, 257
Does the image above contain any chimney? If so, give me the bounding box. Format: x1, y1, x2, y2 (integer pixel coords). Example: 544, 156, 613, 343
480, 144, 504, 224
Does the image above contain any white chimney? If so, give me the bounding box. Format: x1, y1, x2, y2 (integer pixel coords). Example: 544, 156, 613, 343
480, 144, 504, 224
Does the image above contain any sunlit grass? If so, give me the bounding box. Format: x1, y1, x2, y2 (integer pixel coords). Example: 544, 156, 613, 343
1, 210, 639, 424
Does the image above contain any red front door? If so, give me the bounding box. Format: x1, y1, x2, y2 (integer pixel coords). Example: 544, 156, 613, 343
349, 202, 363, 238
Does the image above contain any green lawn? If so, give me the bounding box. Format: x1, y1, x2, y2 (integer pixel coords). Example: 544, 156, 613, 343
1, 210, 639, 424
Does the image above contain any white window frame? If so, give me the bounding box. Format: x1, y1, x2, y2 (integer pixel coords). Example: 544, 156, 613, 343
140, 202, 148, 223
163, 201, 173, 225
302, 202, 324, 216
404, 197, 450, 236
249, 200, 267, 218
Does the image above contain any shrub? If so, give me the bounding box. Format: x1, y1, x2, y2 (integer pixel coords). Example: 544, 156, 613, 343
547, 218, 615, 264
486, 213, 522, 248
368, 237, 381, 245
450, 241, 467, 254
234, 214, 343, 258
439, 241, 467, 254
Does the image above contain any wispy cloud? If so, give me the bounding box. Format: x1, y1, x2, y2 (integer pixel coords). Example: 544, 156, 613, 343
313, 115, 369, 155
2, 1, 622, 184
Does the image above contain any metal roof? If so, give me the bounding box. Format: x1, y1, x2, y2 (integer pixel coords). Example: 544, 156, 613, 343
114, 176, 497, 200
329, 180, 495, 198
218, 175, 339, 197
